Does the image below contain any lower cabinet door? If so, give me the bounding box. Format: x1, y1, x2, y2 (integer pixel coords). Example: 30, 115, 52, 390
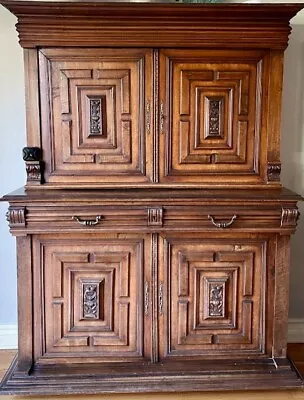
159, 234, 273, 360
32, 233, 150, 363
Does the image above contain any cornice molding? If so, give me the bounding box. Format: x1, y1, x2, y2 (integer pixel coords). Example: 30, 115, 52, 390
0, 2, 302, 49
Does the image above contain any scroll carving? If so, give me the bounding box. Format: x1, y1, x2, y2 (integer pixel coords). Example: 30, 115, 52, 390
267, 162, 281, 182
26, 163, 42, 182
6, 207, 26, 228
23, 147, 43, 184
147, 208, 163, 226
82, 282, 99, 319
281, 207, 300, 228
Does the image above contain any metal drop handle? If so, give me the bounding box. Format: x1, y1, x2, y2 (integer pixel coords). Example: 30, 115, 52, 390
159, 101, 165, 134
159, 281, 164, 315
144, 281, 149, 316
72, 215, 103, 226
146, 101, 151, 134
208, 215, 237, 229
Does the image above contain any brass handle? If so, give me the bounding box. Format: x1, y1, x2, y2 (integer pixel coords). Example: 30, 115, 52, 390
159, 281, 164, 315
208, 215, 237, 229
159, 101, 165, 134
72, 215, 102, 226
146, 101, 151, 134
144, 281, 149, 316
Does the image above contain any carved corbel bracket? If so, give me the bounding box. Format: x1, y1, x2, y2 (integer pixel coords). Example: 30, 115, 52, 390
267, 162, 281, 182
6, 207, 26, 228
147, 208, 163, 227
23, 147, 43, 185
280, 207, 300, 228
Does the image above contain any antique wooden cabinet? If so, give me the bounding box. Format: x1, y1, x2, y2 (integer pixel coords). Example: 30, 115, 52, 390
0, 1, 303, 394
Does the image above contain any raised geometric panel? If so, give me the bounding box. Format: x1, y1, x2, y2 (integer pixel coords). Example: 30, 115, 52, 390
39, 48, 152, 185
160, 49, 265, 185
36, 236, 145, 361
162, 237, 266, 358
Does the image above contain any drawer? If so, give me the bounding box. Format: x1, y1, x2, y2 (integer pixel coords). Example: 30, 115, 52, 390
15, 204, 288, 233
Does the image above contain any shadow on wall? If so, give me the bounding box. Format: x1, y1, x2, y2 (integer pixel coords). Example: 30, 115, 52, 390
281, 24, 304, 319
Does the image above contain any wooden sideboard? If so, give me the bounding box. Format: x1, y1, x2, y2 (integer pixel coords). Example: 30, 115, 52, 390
0, 1, 303, 394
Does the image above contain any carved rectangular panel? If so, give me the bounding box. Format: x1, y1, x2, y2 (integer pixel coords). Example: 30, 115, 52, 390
33, 234, 146, 363
39, 48, 153, 186
205, 278, 227, 318
205, 97, 224, 138
159, 49, 267, 186
161, 236, 266, 359
88, 97, 106, 137
82, 280, 101, 319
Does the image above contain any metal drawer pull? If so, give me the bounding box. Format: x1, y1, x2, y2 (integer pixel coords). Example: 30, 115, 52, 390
72, 215, 102, 226
208, 215, 237, 228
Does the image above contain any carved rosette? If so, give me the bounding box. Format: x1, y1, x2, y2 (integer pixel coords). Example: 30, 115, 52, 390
6, 207, 26, 228
267, 162, 281, 182
23, 147, 43, 185
147, 208, 163, 227
281, 207, 300, 228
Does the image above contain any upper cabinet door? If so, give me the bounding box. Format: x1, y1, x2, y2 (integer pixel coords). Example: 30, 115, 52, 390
39, 49, 153, 187
159, 49, 270, 186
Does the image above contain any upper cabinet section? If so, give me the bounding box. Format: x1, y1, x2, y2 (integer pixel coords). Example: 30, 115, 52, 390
1, 2, 302, 188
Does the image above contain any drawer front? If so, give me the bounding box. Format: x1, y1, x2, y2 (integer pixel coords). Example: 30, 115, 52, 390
23, 204, 283, 233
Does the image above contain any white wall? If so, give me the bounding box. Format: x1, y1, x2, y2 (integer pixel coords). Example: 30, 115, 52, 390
281, 18, 304, 318
0, 4, 303, 329
0, 6, 25, 326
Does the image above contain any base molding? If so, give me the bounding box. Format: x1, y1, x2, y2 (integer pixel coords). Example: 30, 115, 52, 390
1, 355, 303, 395
288, 318, 304, 343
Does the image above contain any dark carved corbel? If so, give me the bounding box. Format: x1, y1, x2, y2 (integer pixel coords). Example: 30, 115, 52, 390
23, 147, 43, 184
6, 207, 26, 228
280, 207, 300, 228
267, 162, 281, 182
147, 208, 163, 227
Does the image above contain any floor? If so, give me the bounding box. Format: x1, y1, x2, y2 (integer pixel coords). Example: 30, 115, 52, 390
1, 347, 304, 399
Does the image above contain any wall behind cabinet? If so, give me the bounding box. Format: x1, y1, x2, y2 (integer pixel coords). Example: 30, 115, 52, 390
0, 3, 303, 337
